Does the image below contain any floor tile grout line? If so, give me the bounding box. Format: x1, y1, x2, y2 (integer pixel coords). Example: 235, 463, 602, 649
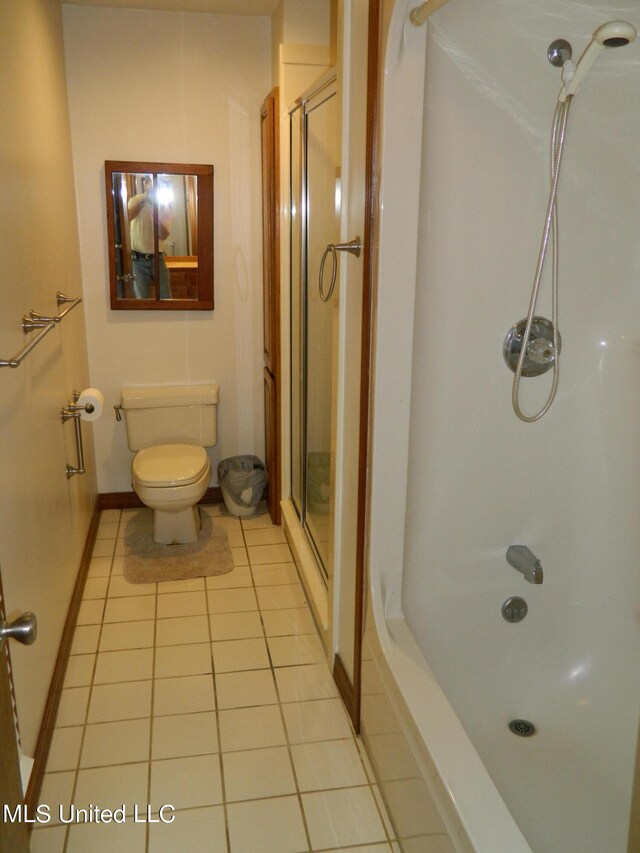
204, 554, 232, 853
249, 517, 392, 851
49, 739, 392, 774
144, 553, 160, 853
244, 514, 315, 853
203, 781, 386, 802
59, 508, 120, 853
369, 781, 398, 848
56, 673, 350, 720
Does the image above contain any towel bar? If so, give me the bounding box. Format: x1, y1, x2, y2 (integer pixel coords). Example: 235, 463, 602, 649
0, 293, 82, 369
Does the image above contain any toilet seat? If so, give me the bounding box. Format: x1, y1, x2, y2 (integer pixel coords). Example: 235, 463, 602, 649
132, 444, 209, 488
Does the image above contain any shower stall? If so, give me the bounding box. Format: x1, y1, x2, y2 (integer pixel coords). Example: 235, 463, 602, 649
283, 1, 369, 685
289, 72, 340, 588
361, 1, 640, 851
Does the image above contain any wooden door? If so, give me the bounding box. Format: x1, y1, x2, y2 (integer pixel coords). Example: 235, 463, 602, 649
263, 367, 278, 524
261, 89, 280, 375
261, 88, 281, 525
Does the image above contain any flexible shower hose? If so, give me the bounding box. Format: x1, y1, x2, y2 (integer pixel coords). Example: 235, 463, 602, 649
512, 96, 572, 422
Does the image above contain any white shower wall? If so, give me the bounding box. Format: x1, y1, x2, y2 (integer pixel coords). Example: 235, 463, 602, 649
400, 1, 640, 851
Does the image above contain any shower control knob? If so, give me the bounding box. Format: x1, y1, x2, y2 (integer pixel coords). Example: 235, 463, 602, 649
526, 336, 555, 366
501, 597, 528, 623
503, 316, 561, 377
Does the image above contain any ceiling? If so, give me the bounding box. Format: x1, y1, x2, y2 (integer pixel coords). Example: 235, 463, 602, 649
63, 0, 280, 15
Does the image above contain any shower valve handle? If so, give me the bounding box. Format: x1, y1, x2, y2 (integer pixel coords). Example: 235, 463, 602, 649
526, 336, 556, 366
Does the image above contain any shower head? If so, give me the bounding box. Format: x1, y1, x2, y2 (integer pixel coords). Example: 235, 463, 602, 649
559, 20, 636, 101
593, 20, 637, 48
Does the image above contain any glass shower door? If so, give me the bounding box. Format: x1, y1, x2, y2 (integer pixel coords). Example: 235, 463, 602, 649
289, 74, 340, 581
304, 83, 339, 575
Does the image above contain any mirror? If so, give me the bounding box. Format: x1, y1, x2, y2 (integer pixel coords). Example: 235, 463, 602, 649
105, 160, 214, 310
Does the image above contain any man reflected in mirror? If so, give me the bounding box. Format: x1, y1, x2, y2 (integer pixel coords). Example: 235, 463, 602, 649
128, 176, 173, 298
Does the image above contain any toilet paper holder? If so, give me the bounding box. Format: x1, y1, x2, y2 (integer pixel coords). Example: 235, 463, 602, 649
60, 390, 94, 478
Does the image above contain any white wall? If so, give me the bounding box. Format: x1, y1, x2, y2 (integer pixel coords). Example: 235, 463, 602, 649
0, 0, 96, 753
63, 5, 272, 493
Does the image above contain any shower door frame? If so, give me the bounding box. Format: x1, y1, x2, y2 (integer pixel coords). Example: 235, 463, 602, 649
290, 70, 339, 587
283, 0, 381, 732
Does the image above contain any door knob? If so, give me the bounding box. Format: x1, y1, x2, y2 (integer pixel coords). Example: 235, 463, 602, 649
0, 612, 37, 646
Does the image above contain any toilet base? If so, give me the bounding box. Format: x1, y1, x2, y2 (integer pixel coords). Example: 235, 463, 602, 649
153, 504, 201, 545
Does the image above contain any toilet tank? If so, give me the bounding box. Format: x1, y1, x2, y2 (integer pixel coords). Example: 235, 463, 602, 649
121, 383, 219, 451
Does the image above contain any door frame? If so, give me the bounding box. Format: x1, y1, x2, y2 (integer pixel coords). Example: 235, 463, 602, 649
331, 0, 381, 730
261, 87, 282, 526
298, 70, 339, 583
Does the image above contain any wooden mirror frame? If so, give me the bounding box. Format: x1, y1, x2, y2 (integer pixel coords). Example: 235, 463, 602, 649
105, 160, 214, 311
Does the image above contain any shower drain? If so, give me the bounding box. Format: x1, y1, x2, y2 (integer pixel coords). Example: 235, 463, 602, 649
509, 719, 536, 737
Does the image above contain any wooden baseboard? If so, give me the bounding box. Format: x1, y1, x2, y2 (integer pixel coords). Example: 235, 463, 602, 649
25, 495, 102, 815
333, 653, 360, 733
98, 486, 224, 510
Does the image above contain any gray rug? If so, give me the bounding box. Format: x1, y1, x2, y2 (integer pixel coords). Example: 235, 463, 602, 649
123, 516, 234, 584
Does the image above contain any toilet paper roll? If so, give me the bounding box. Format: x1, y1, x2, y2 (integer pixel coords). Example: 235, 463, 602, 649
77, 388, 104, 422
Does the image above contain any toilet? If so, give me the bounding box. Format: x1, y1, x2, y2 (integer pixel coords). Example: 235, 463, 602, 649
120, 383, 219, 544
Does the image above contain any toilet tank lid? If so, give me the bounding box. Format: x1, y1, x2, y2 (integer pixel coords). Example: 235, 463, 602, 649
121, 383, 219, 410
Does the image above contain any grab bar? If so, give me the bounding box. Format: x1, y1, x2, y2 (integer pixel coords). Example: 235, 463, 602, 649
61, 391, 89, 478
410, 0, 451, 25
0, 293, 82, 369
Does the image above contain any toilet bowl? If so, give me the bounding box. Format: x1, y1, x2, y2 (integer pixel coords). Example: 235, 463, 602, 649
132, 444, 211, 545
120, 383, 219, 545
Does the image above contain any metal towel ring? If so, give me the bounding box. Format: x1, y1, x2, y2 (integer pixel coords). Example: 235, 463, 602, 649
318, 237, 362, 302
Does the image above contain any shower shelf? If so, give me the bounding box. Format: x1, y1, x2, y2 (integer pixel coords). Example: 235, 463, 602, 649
0, 292, 82, 369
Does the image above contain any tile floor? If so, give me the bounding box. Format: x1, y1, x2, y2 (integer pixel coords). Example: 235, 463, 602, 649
31, 504, 398, 853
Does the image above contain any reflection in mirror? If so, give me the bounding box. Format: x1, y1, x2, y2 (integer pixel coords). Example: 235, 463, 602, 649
105, 161, 214, 310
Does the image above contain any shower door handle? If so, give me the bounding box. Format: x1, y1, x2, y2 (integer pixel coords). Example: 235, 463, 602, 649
319, 237, 362, 302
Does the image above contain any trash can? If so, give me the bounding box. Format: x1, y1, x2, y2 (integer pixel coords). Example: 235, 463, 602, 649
217, 455, 267, 517
307, 451, 330, 514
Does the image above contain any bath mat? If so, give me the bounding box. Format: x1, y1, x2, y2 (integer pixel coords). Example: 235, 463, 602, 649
123, 516, 234, 584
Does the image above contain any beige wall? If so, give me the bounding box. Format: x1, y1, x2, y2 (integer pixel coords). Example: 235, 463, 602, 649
0, 0, 96, 753
271, 0, 331, 85
271, 0, 285, 85
62, 5, 272, 493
